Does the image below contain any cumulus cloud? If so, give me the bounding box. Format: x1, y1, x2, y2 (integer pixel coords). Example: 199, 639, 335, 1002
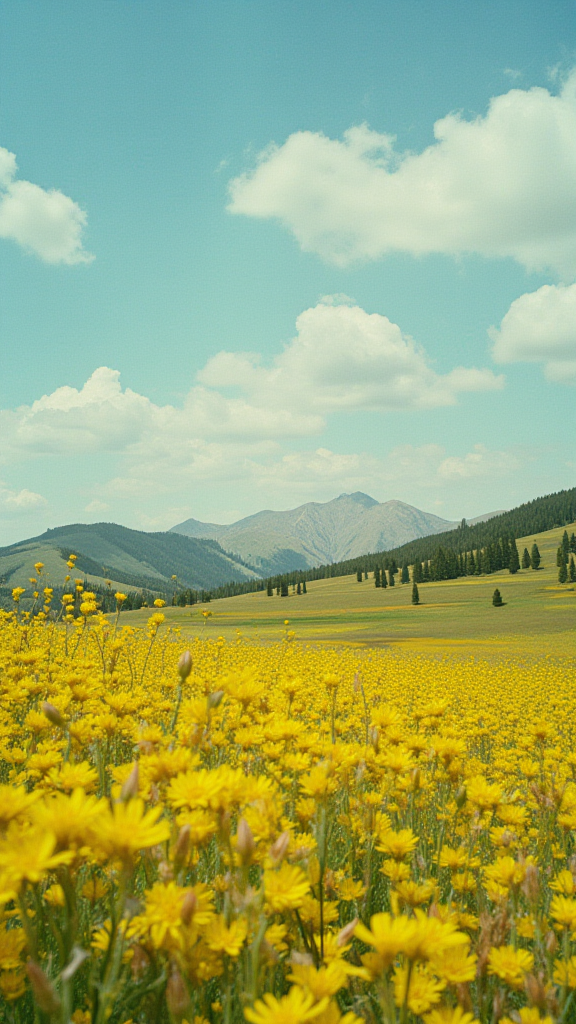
198, 302, 503, 413
0, 304, 502, 464
490, 283, 576, 382
0, 482, 46, 513
0, 146, 93, 264
437, 444, 522, 480
228, 74, 576, 275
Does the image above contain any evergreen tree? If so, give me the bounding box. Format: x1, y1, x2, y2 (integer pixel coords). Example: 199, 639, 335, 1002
276, 586, 280, 596
492, 588, 503, 607
521, 547, 531, 569
570, 533, 576, 554
508, 539, 520, 574
569, 556, 576, 583
381, 569, 387, 589
530, 543, 541, 569
401, 563, 409, 584
356, 569, 363, 583
422, 560, 430, 582
468, 550, 476, 574
557, 545, 567, 567
559, 561, 568, 583
475, 550, 482, 575
388, 570, 395, 587
267, 580, 273, 597
562, 530, 570, 557
413, 560, 423, 583
411, 582, 420, 605
280, 581, 289, 597
302, 581, 307, 594
296, 582, 302, 594
374, 568, 381, 587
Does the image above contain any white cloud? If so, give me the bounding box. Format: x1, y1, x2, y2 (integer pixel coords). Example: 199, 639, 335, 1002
0, 304, 502, 464
437, 444, 522, 480
84, 500, 109, 514
199, 302, 503, 413
0, 482, 46, 512
0, 145, 93, 264
228, 73, 576, 276
490, 283, 576, 383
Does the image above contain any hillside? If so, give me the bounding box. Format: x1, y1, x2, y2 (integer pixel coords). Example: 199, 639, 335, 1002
170, 492, 499, 572
124, 520, 576, 656
0, 522, 260, 595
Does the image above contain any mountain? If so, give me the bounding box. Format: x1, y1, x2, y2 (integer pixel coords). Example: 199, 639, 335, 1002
171, 493, 502, 574
0, 522, 260, 594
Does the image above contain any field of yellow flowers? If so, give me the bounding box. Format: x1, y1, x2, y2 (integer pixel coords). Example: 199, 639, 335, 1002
2, 576, 576, 1024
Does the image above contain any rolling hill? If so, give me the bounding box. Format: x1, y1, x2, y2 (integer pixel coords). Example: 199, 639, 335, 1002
170, 492, 504, 573
0, 522, 260, 595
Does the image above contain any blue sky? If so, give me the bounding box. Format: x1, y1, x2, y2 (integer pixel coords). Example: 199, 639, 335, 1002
1, 0, 575, 544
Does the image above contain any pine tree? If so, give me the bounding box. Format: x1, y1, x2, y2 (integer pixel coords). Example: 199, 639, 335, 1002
557, 545, 568, 568
381, 569, 387, 589
302, 580, 307, 594
559, 561, 568, 583
374, 568, 381, 587
508, 539, 520, 574
468, 551, 476, 574
296, 582, 302, 594
569, 556, 576, 583
411, 582, 420, 605
280, 581, 289, 597
562, 530, 570, 558
492, 588, 503, 607
413, 560, 423, 583
267, 580, 273, 597
521, 547, 531, 569
356, 569, 363, 583
570, 533, 576, 554
530, 543, 541, 569
401, 563, 409, 584
388, 570, 395, 587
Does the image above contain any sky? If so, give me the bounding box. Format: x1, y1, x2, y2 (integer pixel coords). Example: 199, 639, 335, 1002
1, 0, 575, 546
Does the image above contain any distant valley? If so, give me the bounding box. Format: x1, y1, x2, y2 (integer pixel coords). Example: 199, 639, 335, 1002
0, 493, 505, 596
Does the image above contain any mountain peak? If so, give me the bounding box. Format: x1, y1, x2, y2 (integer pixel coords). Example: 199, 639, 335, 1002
336, 491, 378, 508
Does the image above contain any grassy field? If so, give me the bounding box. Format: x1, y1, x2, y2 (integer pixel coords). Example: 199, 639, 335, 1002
123, 521, 576, 656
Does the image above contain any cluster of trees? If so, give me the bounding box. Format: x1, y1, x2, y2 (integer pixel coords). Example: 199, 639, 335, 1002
266, 579, 307, 597
557, 530, 576, 583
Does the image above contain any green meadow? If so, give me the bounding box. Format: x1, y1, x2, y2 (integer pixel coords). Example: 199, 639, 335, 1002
123, 521, 576, 656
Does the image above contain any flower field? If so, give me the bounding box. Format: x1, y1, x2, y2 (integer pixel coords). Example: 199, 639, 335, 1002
1, 587, 576, 1024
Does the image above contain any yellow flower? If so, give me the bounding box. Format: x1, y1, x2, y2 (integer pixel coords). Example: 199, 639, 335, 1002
429, 943, 477, 983
0, 785, 39, 830
0, 970, 26, 1001
264, 862, 310, 913
0, 924, 26, 970
550, 869, 575, 895
376, 828, 418, 860
487, 944, 533, 988
392, 963, 445, 1015
0, 828, 73, 889
423, 1008, 479, 1024
553, 955, 576, 988
97, 798, 170, 864
550, 894, 576, 930
204, 915, 247, 957
355, 913, 416, 971
245, 987, 329, 1024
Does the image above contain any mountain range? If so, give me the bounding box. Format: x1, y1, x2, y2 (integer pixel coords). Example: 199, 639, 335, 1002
171, 492, 504, 575
0, 493, 505, 595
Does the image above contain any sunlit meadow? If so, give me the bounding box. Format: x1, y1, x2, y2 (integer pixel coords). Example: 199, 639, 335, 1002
1, 561, 576, 1024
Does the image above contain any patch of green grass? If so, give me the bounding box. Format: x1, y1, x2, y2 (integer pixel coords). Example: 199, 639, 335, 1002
122, 522, 575, 657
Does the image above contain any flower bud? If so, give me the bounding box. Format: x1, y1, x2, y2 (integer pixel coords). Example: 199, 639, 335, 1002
120, 763, 139, 802
269, 831, 290, 865
166, 968, 190, 1020
26, 962, 61, 1014
177, 650, 193, 681
455, 785, 467, 809
180, 889, 198, 926
545, 930, 558, 956
207, 689, 224, 710
173, 824, 191, 871
42, 702, 65, 728
236, 817, 256, 865
337, 917, 358, 947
